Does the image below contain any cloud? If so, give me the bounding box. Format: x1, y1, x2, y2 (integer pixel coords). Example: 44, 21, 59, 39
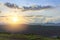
0, 2, 60, 24
4, 2, 20, 9
22, 5, 53, 11
4, 2, 53, 11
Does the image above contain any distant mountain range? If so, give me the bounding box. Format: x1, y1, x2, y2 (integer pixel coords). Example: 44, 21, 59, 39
19, 24, 60, 37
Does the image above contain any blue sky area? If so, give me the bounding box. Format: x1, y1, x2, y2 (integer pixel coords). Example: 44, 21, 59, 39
0, 0, 60, 6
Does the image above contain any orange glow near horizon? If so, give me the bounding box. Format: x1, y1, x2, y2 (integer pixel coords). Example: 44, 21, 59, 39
4, 16, 28, 25
0, 15, 28, 32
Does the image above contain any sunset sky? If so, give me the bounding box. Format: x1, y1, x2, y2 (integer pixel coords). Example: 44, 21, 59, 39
0, 0, 60, 24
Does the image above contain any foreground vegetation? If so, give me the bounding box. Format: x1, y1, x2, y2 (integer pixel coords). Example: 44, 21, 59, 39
0, 32, 59, 40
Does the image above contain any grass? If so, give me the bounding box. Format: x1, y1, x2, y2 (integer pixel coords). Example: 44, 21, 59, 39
0, 33, 59, 40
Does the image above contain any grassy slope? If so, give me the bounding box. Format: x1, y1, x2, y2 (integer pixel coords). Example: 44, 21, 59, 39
0, 33, 59, 40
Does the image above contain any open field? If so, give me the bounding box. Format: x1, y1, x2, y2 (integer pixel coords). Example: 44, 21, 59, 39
0, 33, 59, 40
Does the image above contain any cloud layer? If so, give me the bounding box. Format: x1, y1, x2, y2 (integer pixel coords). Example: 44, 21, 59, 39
0, 2, 60, 24
4, 2, 53, 11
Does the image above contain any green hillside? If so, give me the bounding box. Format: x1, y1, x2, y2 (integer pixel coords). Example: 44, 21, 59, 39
0, 32, 59, 40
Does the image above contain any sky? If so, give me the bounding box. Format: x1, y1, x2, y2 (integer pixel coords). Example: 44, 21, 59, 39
0, 0, 60, 24
0, 0, 60, 6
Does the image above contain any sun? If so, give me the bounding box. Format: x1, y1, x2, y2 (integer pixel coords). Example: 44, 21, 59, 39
4, 15, 28, 25
6, 16, 20, 25
12, 17, 18, 22
10, 16, 20, 25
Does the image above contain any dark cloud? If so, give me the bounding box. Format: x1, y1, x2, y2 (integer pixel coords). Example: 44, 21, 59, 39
22, 5, 53, 11
4, 2, 20, 9
4, 2, 53, 11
